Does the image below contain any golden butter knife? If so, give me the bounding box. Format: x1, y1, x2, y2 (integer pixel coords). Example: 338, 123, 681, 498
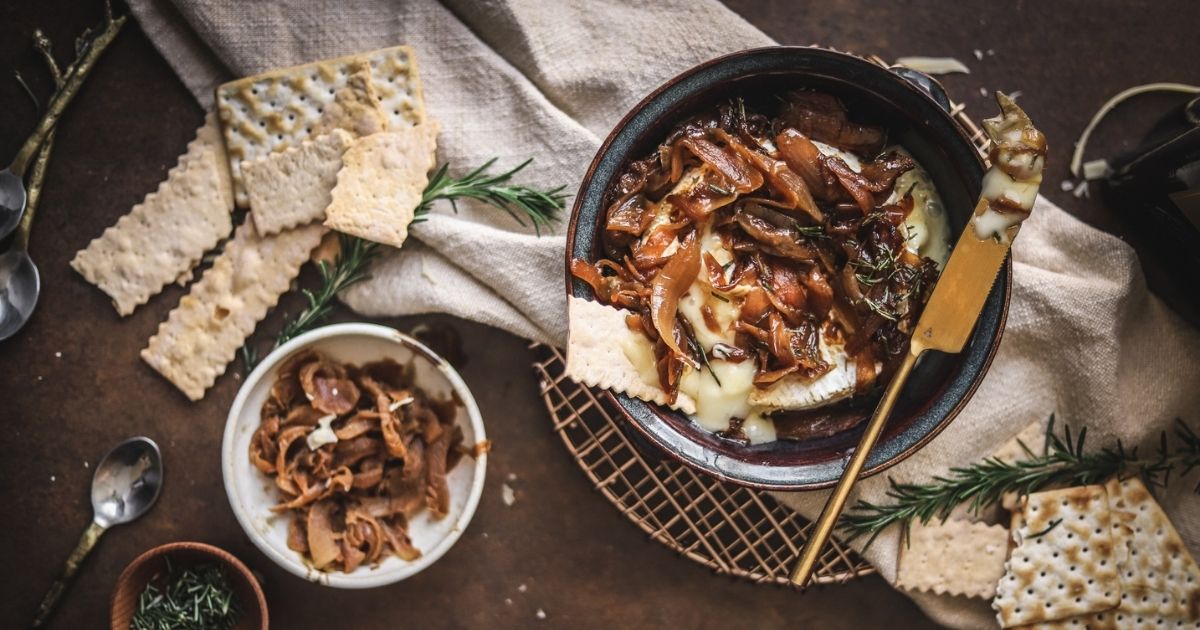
791, 93, 1046, 585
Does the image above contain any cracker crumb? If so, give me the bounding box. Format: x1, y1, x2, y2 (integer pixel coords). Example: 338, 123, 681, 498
536, 609, 546, 620
83, 461, 89, 469
50, 475, 56, 482
55, 351, 62, 358
973, 49, 983, 60
505, 598, 513, 606
1060, 180, 1075, 192
979, 87, 989, 97
986, 48, 995, 56
518, 583, 528, 593
502, 483, 516, 506
1073, 181, 1090, 198
507, 472, 517, 482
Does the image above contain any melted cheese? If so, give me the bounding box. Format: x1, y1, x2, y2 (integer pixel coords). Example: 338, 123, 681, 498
974, 168, 1041, 242
817, 141, 950, 267
620, 333, 662, 394
306, 414, 339, 450
619, 150, 948, 444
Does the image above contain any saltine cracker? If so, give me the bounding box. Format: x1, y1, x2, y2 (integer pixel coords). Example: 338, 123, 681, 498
216, 45, 426, 206
242, 129, 355, 236
141, 220, 326, 400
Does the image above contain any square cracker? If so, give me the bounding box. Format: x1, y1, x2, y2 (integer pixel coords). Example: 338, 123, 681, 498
896, 519, 1010, 599
1104, 477, 1200, 623
243, 129, 355, 236
141, 220, 326, 400
565, 296, 697, 414
311, 61, 387, 137
216, 45, 426, 206
71, 117, 233, 316
993, 485, 1122, 627
323, 122, 439, 248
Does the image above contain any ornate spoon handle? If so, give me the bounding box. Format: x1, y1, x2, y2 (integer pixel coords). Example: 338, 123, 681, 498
31, 520, 107, 627
7, 12, 125, 176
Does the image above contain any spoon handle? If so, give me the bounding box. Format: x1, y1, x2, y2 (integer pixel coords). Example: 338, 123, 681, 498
16, 130, 54, 252
8, 14, 126, 177
30, 520, 106, 628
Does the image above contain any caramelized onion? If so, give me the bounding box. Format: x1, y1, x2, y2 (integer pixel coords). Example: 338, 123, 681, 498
649, 231, 700, 356
251, 352, 482, 574
606, 193, 650, 234
570, 258, 612, 301
717, 130, 821, 221
777, 90, 886, 156
679, 136, 763, 193
307, 501, 341, 570
823, 156, 875, 213
734, 204, 818, 261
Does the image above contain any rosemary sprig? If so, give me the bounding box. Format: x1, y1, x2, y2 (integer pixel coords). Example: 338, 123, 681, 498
276, 234, 380, 347
794, 223, 826, 239
707, 182, 733, 196
839, 416, 1200, 548
240, 159, 567, 370
681, 318, 722, 387
1028, 518, 1062, 539
415, 158, 566, 235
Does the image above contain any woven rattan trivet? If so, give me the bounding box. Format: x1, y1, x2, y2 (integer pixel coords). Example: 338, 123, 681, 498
532, 343, 872, 585
534, 74, 991, 587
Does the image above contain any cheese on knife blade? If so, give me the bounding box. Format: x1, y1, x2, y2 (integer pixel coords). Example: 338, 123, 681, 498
974, 92, 1048, 242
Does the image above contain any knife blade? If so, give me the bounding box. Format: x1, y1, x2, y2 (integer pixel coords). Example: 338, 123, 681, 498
791, 92, 1047, 586
910, 197, 1018, 355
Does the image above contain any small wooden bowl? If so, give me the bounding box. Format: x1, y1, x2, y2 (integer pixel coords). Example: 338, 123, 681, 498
110, 542, 268, 630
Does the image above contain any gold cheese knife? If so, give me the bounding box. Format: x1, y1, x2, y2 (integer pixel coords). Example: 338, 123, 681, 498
790, 92, 1047, 586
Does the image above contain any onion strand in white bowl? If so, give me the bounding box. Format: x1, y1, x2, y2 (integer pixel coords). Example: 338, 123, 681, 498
222, 323, 488, 588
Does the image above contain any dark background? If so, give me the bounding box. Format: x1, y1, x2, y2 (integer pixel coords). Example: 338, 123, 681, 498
2, 1, 1197, 628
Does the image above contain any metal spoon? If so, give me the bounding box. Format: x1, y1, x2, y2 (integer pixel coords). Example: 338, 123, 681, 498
0, 134, 51, 342
31, 436, 163, 628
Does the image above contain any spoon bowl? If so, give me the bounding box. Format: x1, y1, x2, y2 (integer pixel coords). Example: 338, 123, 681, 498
0, 248, 40, 341
30, 437, 163, 627
0, 168, 26, 240
91, 437, 164, 527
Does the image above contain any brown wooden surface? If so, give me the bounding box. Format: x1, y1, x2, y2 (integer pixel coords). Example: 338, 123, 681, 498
2, 1, 1197, 628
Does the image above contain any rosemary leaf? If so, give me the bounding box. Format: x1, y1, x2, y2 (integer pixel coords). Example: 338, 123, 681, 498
415, 158, 567, 235
838, 416, 1200, 548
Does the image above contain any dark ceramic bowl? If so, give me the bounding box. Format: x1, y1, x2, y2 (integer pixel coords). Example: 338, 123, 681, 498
565, 46, 1009, 490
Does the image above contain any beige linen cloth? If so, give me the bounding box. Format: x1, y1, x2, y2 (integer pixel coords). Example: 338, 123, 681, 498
128, 0, 1200, 626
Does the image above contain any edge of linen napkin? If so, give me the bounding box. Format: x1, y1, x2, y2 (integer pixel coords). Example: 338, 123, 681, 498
126, 0, 230, 108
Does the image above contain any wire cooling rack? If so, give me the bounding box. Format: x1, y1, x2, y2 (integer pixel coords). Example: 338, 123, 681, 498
535, 72, 991, 587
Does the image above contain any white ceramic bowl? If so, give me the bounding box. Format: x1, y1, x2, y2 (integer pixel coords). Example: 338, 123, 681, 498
221, 323, 487, 588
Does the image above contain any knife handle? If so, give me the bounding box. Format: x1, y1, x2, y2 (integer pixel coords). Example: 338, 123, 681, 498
790, 348, 921, 585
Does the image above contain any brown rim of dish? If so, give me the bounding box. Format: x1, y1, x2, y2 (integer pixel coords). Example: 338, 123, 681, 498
564, 45, 1011, 490
110, 541, 269, 630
